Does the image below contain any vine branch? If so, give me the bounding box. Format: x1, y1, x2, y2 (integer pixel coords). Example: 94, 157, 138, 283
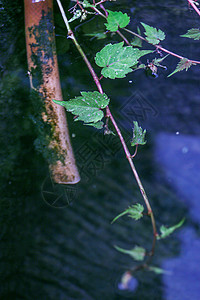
123, 27, 200, 65
92, 3, 200, 65
56, 0, 157, 260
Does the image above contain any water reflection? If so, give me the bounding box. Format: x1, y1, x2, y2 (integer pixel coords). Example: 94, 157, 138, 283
155, 133, 200, 300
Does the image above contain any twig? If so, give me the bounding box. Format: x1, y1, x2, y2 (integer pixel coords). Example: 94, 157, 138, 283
56, 0, 157, 255
123, 27, 200, 65
116, 29, 131, 46
187, 0, 200, 16
131, 144, 138, 158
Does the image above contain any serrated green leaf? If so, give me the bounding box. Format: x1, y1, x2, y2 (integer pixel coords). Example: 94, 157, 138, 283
53, 91, 109, 127
131, 27, 143, 47
105, 10, 130, 32
95, 42, 153, 79
114, 245, 146, 261
85, 31, 107, 40
153, 54, 169, 67
157, 218, 185, 240
181, 28, 200, 40
131, 121, 146, 147
141, 22, 165, 45
111, 203, 144, 224
131, 37, 142, 48
168, 58, 195, 77
69, 10, 82, 23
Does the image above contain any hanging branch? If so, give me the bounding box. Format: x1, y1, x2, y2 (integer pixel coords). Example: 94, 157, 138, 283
123, 27, 200, 65
56, 0, 158, 258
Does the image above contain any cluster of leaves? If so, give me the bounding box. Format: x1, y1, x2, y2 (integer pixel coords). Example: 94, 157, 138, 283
112, 201, 184, 269
68, 1, 199, 79
63, 7, 199, 128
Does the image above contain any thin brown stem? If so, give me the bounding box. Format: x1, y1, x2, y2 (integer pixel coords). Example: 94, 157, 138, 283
123, 27, 200, 65
131, 144, 138, 158
116, 29, 131, 46
92, 6, 107, 18
188, 0, 200, 16
96, 0, 107, 6
56, 0, 157, 256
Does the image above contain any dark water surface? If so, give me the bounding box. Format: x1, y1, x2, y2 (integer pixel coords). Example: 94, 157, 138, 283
1, 0, 200, 299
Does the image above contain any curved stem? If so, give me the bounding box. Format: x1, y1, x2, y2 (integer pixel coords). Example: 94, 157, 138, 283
116, 29, 131, 46
131, 144, 138, 158
56, 0, 157, 255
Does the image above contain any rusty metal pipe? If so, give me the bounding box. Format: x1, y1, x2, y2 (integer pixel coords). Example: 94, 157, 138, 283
24, 0, 80, 184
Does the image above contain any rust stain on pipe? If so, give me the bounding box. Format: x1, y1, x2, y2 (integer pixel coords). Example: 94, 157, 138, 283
24, 0, 80, 184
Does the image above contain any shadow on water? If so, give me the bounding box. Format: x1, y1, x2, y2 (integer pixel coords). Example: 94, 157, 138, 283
0, 0, 199, 299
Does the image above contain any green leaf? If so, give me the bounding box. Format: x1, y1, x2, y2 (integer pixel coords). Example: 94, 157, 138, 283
148, 266, 170, 275
153, 54, 169, 67
131, 121, 146, 147
181, 28, 200, 40
69, 10, 82, 23
84, 31, 107, 40
114, 245, 146, 261
104, 126, 116, 135
137, 63, 146, 69
86, 121, 104, 129
168, 58, 195, 77
157, 218, 185, 240
131, 27, 143, 47
111, 203, 144, 224
95, 42, 153, 79
53, 91, 109, 127
105, 10, 130, 32
82, 0, 94, 8
141, 22, 165, 45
